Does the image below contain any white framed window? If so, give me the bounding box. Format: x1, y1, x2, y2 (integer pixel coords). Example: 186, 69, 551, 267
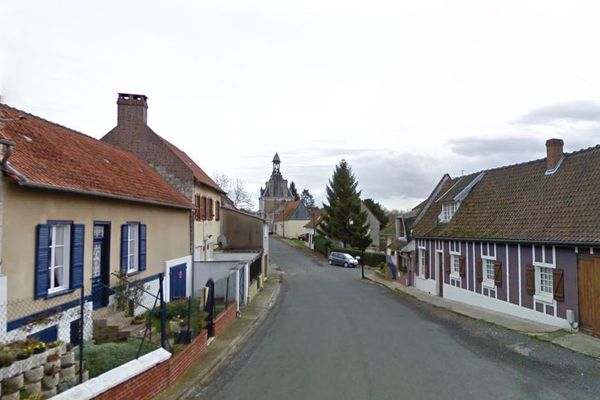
127, 222, 139, 273
419, 248, 426, 278
451, 254, 460, 277
483, 258, 495, 286
49, 224, 71, 294
532, 245, 555, 304
440, 202, 459, 222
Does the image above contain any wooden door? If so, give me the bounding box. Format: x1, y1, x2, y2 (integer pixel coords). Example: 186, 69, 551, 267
578, 255, 600, 336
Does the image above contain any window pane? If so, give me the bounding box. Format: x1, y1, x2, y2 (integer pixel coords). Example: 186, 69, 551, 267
55, 226, 65, 245
54, 266, 64, 288
54, 246, 64, 267
540, 267, 553, 294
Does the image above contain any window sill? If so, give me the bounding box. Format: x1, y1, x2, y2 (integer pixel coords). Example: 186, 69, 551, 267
45, 289, 75, 299
450, 273, 461, 279
126, 270, 141, 277
482, 281, 496, 290
534, 294, 555, 305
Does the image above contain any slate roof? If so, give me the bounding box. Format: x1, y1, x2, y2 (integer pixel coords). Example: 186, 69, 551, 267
413, 144, 600, 244
161, 138, 224, 193
0, 104, 192, 209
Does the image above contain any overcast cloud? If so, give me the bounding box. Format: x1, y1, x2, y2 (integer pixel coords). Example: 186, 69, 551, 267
2, 1, 600, 210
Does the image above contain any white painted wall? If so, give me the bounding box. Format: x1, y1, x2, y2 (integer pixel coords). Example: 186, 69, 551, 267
2, 300, 93, 345
443, 284, 571, 329
415, 277, 437, 295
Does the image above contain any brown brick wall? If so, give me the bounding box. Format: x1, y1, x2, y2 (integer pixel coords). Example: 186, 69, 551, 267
93, 304, 238, 400
102, 125, 194, 200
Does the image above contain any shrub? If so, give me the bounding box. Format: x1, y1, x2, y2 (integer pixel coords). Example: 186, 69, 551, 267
314, 235, 331, 256
82, 340, 156, 378
376, 262, 387, 272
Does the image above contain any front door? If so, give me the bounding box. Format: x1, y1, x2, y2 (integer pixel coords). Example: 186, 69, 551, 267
578, 255, 600, 336
169, 263, 187, 300
91, 223, 110, 309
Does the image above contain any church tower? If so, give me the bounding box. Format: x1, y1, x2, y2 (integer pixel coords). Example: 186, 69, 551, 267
259, 153, 294, 228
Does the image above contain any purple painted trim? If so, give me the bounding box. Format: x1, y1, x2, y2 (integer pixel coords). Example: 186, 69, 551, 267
508, 245, 520, 305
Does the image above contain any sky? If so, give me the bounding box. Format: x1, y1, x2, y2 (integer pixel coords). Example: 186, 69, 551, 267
1, 0, 600, 211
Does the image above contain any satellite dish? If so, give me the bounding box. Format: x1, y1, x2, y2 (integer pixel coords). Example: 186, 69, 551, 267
217, 235, 228, 248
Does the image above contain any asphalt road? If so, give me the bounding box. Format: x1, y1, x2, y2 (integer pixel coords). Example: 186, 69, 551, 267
196, 238, 600, 400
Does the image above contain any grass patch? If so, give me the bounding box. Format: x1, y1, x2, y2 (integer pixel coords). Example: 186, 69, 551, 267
82, 339, 157, 378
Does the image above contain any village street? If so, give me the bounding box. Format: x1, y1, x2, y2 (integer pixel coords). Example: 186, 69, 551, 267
196, 238, 600, 400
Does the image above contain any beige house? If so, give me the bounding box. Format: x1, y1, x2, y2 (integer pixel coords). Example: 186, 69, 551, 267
273, 201, 311, 239
0, 103, 192, 344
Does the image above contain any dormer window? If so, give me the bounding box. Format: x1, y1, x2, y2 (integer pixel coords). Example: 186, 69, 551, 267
440, 201, 459, 222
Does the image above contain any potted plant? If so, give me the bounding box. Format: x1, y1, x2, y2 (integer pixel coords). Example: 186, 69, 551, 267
32, 343, 46, 355
0, 351, 15, 368
16, 348, 31, 361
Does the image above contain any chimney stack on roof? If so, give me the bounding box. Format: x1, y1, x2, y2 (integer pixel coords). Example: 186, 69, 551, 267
545, 138, 564, 172
117, 93, 148, 126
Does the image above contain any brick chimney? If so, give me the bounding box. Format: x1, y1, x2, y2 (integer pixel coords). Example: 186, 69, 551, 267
117, 93, 148, 126
545, 138, 564, 171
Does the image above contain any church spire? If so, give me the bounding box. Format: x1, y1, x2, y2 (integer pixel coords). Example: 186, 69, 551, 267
272, 152, 281, 174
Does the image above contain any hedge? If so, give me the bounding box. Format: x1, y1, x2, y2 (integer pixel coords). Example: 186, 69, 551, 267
330, 247, 386, 267
315, 235, 331, 256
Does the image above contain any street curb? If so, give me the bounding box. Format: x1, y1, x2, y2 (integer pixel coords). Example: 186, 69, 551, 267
363, 274, 543, 335
177, 276, 282, 399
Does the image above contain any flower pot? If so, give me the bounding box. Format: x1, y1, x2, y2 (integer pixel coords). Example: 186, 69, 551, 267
40, 386, 57, 399
24, 366, 44, 382
57, 376, 76, 393
42, 373, 59, 390
1, 390, 19, 400
23, 380, 42, 394
3, 374, 23, 390
59, 364, 75, 380
60, 352, 75, 367
57, 343, 67, 356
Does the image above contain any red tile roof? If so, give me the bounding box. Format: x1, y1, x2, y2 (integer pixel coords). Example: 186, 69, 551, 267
414, 144, 600, 244
275, 201, 300, 222
0, 104, 193, 209
161, 138, 224, 193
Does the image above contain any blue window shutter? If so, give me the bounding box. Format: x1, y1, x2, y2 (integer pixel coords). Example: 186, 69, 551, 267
35, 224, 51, 299
139, 224, 147, 271
70, 224, 85, 289
120, 224, 128, 272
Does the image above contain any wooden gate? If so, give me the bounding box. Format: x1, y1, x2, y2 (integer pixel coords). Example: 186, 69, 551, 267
578, 255, 600, 336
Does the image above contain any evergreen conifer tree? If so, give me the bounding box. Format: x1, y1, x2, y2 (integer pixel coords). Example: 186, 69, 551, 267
289, 181, 300, 201
318, 159, 371, 249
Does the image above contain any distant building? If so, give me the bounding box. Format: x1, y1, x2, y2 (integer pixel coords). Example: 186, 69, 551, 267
259, 153, 294, 230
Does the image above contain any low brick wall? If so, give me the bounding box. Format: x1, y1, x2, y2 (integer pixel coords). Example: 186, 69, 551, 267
94, 303, 238, 400
215, 302, 237, 337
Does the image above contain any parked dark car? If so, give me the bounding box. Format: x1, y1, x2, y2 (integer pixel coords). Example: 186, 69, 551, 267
298, 233, 308, 241
328, 252, 359, 268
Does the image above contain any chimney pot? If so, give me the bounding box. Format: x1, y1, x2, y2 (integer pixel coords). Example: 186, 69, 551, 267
545, 138, 564, 171
117, 93, 148, 126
